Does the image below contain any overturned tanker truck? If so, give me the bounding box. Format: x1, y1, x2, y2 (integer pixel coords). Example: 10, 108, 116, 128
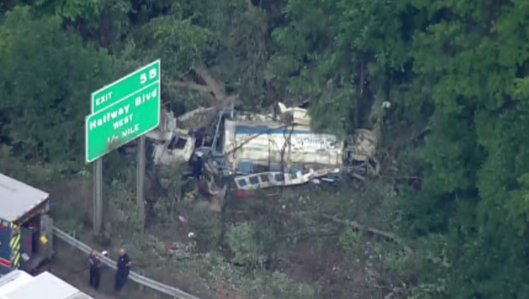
145, 102, 380, 196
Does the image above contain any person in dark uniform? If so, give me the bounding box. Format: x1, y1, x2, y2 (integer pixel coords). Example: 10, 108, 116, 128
195, 127, 206, 148
88, 250, 101, 290
192, 154, 204, 181
114, 248, 132, 292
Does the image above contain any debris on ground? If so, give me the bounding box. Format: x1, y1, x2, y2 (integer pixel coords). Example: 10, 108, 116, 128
145, 101, 381, 203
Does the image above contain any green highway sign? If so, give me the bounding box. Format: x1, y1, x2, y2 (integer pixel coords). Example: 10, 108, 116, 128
85, 60, 161, 163
91, 60, 160, 113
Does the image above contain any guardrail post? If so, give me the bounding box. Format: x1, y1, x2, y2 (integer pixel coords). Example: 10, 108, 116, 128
138, 270, 144, 291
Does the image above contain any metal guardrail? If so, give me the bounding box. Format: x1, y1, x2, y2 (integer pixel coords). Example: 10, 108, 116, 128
53, 227, 201, 299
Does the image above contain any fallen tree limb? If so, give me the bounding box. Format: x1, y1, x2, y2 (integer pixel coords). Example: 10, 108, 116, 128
321, 213, 413, 254
244, 0, 255, 10
177, 106, 218, 123
174, 96, 239, 129
168, 67, 240, 108
223, 94, 240, 105
161, 67, 241, 131
350, 172, 366, 181
192, 67, 226, 100
166, 80, 217, 104
289, 211, 413, 253
170, 81, 212, 94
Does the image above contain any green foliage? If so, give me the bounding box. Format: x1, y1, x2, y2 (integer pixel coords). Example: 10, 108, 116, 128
269, 0, 413, 133
243, 271, 320, 299
135, 14, 213, 73
339, 227, 363, 254
399, 0, 529, 297
186, 206, 223, 250
0, 145, 64, 187
226, 221, 265, 269
35, 0, 105, 21
193, 252, 320, 299
0, 6, 115, 164
32, 0, 131, 48
0, 146, 25, 178
5, 0, 529, 297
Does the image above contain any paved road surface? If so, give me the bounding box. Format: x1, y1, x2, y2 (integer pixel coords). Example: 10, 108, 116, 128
45, 241, 161, 299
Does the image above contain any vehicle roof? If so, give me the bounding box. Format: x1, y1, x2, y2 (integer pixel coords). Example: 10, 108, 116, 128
0, 173, 49, 222
0, 270, 92, 299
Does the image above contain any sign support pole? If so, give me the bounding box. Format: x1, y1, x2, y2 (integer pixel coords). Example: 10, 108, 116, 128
87, 59, 160, 234
137, 136, 146, 231
93, 158, 103, 236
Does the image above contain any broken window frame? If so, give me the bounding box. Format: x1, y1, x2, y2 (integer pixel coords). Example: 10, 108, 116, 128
168, 135, 188, 150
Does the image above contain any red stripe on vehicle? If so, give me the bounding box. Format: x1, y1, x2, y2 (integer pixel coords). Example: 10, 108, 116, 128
0, 258, 12, 268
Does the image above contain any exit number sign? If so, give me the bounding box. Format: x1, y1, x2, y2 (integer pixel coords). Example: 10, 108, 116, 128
91, 60, 160, 113
85, 60, 161, 163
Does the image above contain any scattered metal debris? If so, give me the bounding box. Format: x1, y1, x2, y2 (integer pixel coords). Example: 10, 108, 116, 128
145, 102, 380, 198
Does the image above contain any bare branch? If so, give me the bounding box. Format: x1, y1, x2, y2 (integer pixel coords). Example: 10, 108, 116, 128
168, 68, 239, 107
222, 94, 240, 106
244, 0, 255, 10
177, 106, 217, 123
192, 67, 226, 100
168, 81, 212, 94
321, 213, 413, 254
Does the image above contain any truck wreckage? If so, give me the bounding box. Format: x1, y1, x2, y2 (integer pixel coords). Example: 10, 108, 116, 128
145, 102, 380, 199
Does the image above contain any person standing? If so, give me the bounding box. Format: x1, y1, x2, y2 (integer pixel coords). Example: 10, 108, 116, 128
114, 248, 132, 292
190, 152, 205, 182
88, 250, 101, 290
193, 127, 206, 148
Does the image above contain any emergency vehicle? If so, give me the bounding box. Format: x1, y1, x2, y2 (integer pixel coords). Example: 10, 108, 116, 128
0, 173, 53, 274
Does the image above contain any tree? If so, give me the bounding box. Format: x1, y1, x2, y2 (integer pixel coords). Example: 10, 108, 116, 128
0, 6, 116, 164
402, 0, 529, 297
268, 0, 414, 136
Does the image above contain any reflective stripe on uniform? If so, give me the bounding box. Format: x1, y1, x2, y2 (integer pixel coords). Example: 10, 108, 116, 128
9, 223, 21, 268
